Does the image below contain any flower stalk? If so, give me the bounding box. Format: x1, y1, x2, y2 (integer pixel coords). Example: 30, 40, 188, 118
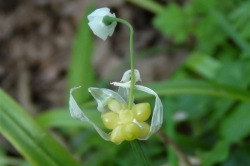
104, 16, 150, 166
103, 16, 135, 109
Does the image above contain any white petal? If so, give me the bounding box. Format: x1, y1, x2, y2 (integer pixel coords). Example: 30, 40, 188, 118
88, 21, 108, 40
69, 86, 110, 141
87, 8, 117, 40
87, 8, 110, 21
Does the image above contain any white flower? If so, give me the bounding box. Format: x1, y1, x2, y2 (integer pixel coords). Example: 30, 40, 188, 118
69, 70, 163, 144
87, 8, 117, 40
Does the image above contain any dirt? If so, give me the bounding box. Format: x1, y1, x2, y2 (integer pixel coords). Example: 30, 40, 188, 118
0, 0, 188, 113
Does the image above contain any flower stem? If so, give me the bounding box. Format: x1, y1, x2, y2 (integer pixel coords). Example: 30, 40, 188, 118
130, 140, 150, 166
103, 16, 135, 109
103, 16, 149, 166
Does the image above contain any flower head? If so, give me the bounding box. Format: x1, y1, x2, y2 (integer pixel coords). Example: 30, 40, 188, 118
69, 70, 163, 144
87, 8, 117, 40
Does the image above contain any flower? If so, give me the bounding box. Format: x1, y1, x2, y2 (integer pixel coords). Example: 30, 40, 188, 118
69, 70, 163, 144
87, 8, 117, 40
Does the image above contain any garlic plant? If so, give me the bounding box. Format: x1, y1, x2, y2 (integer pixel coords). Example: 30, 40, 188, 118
69, 70, 163, 144
69, 8, 163, 146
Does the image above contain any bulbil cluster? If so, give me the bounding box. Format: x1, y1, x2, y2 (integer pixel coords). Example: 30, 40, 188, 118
101, 99, 151, 144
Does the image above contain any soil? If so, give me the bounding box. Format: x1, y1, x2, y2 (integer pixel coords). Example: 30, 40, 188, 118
0, 0, 188, 122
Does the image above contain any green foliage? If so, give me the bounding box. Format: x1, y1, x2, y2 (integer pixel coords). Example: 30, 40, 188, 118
153, 0, 250, 56
185, 52, 221, 79
0, 89, 80, 166
1, 0, 250, 165
200, 140, 230, 166
153, 3, 190, 44
135, 80, 250, 102
220, 103, 250, 143
36, 108, 105, 130
150, 0, 250, 165
223, 147, 250, 166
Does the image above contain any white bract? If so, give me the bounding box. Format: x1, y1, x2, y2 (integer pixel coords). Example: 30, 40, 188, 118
87, 7, 117, 40
69, 70, 163, 144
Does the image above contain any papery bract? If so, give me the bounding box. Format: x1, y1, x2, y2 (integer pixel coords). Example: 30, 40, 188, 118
69, 70, 163, 144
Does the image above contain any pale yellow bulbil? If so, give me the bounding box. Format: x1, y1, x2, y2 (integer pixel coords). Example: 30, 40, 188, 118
119, 109, 134, 124
137, 122, 150, 138
108, 99, 121, 114
102, 99, 151, 143
110, 125, 124, 143
132, 103, 151, 122
101, 111, 120, 129
122, 123, 139, 140
120, 103, 128, 110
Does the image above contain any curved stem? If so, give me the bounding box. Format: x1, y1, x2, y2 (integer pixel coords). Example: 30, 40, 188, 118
103, 16, 135, 109
103, 16, 150, 166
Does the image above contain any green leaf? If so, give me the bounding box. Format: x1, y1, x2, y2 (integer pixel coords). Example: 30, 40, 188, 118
185, 52, 221, 79
215, 60, 250, 88
195, 15, 226, 54
134, 80, 250, 103
202, 1, 250, 57
67, 4, 95, 104
36, 108, 105, 130
223, 147, 250, 166
0, 89, 81, 166
219, 103, 250, 143
153, 3, 189, 43
0, 156, 28, 166
200, 140, 230, 166
202, 60, 250, 135
174, 95, 212, 120
127, 0, 164, 14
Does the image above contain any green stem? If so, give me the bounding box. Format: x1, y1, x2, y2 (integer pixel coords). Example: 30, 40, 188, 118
130, 140, 150, 166
103, 16, 149, 166
103, 16, 135, 109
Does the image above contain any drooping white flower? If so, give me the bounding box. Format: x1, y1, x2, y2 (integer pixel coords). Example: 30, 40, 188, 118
87, 8, 117, 40
69, 70, 163, 144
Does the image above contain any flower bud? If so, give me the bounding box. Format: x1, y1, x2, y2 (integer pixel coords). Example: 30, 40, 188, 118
87, 8, 117, 40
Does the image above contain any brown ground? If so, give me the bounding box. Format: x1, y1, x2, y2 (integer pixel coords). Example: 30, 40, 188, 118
0, 0, 187, 114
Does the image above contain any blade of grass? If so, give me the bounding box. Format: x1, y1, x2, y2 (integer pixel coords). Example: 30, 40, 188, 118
83, 80, 250, 109
36, 108, 104, 130
67, 4, 95, 104
135, 80, 250, 102
127, 0, 164, 14
0, 156, 27, 166
0, 89, 81, 166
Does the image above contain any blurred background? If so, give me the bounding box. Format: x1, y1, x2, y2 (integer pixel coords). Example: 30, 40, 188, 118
0, 0, 250, 165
